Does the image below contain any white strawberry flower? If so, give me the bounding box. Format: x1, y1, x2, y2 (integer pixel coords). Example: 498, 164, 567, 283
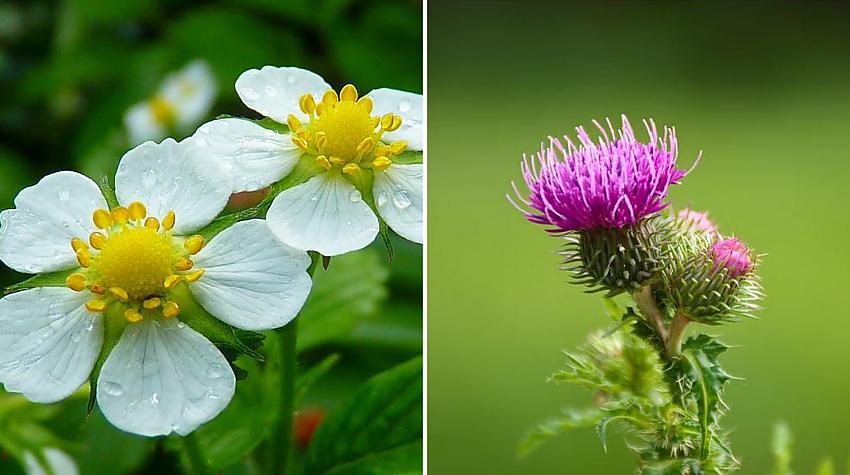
24, 448, 79, 475
125, 60, 217, 146
193, 66, 423, 256
0, 138, 312, 436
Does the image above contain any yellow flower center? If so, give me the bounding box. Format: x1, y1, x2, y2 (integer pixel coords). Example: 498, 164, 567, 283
287, 84, 408, 177
149, 95, 176, 127
66, 202, 207, 323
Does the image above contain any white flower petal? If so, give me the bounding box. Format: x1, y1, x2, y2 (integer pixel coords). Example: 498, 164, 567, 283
161, 60, 218, 131
365, 88, 423, 151
374, 164, 423, 244
193, 118, 302, 193
96, 317, 235, 437
0, 288, 103, 403
0, 171, 107, 274
267, 173, 379, 256
114, 138, 233, 234
124, 103, 167, 146
24, 448, 79, 475
190, 220, 312, 330
235, 66, 331, 123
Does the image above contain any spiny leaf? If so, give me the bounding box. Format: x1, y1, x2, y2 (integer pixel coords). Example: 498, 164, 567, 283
518, 408, 603, 458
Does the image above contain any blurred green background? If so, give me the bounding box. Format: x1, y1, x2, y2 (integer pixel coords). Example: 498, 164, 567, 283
0, 0, 421, 474
428, 1, 850, 474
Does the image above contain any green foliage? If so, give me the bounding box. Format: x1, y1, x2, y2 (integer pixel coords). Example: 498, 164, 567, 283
303, 357, 423, 475
772, 422, 793, 475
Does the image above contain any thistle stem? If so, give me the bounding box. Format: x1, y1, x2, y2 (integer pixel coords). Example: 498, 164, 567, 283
666, 312, 691, 357
269, 317, 298, 475
182, 433, 209, 475
632, 286, 668, 345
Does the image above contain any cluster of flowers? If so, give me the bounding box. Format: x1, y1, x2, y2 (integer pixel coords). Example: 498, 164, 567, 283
0, 66, 423, 439
510, 115, 761, 355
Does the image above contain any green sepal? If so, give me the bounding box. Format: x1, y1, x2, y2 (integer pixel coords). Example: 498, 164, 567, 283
97, 175, 119, 209
391, 150, 423, 165
5, 269, 77, 294
255, 116, 289, 135
88, 302, 129, 415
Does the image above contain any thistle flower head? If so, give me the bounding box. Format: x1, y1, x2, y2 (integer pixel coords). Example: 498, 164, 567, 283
511, 115, 689, 234
711, 238, 753, 278
676, 208, 717, 235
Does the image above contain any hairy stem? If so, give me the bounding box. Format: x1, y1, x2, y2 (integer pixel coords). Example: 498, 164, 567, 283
182, 433, 209, 475
666, 312, 691, 357
269, 317, 299, 475
632, 285, 669, 346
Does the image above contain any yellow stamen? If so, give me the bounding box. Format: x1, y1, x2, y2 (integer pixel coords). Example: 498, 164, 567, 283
89, 232, 107, 250
322, 89, 339, 106
162, 211, 176, 231
124, 308, 143, 323
293, 135, 309, 150
66, 273, 87, 292
342, 163, 361, 176
85, 299, 107, 312
93, 209, 112, 229
372, 156, 392, 171
329, 156, 346, 165
185, 269, 205, 283
145, 217, 160, 231
109, 287, 129, 302
299, 94, 316, 115
92, 226, 172, 300
380, 113, 395, 131
316, 156, 332, 170
162, 301, 180, 318
143, 297, 162, 310
184, 235, 205, 255
287, 114, 302, 132
315, 102, 327, 116
389, 141, 408, 155
164, 274, 182, 289
316, 132, 327, 152
71, 238, 88, 253
387, 114, 403, 132
175, 257, 194, 271
340, 84, 358, 102
128, 202, 147, 221
111, 207, 130, 225
76, 249, 92, 268
356, 137, 374, 154
357, 96, 373, 113
90, 283, 106, 295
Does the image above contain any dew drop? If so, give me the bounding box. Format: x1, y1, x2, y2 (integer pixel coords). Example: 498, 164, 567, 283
150, 392, 160, 405
71, 330, 81, 343
310, 194, 319, 201
141, 169, 157, 188
206, 363, 226, 379
376, 192, 388, 207
398, 99, 411, 113
102, 381, 123, 397
57, 186, 71, 202
265, 86, 278, 97
176, 321, 186, 329
393, 191, 412, 210
348, 190, 362, 203
242, 87, 261, 100
287, 74, 296, 84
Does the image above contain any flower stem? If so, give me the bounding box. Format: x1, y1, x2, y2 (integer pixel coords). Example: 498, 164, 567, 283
632, 285, 669, 345
270, 317, 298, 475
182, 433, 209, 475
666, 312, 691, 357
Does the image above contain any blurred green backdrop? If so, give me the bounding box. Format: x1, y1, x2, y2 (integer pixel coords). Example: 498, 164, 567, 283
0, 1, 421, 474
428, 1, 850, 474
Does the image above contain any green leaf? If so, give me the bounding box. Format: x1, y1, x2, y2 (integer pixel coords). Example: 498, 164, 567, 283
304, 357, 422, 475
518, 408, 603, 458
298, 249, 389, 351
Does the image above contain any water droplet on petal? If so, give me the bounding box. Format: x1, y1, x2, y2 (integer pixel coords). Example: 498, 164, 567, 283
206, 363, 226, 379
102, 381, 123, 396
348, 190, 362, 203
377, 192, 388, 207
287, 74, 296, 84
398, 99, 411, 113
242, 87, 261, 100
176, 321, 185, 329
150, 392, 160, 405
265, 86, 278, 97
310, 194, 319, 201
57, 186, 70, 202
141, 169, 157, 188
393, 191, 412, 210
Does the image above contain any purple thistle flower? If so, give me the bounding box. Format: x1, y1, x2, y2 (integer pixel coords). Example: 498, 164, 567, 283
711, 238, 753, 278
677, 208, 718, 235
510, 115, 690, 233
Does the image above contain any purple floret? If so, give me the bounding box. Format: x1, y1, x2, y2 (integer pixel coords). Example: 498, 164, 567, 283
510, 115, 689, 233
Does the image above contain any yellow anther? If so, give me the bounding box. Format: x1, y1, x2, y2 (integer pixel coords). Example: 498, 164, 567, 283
164, 274, 182, 289
292, 135, 309, 150
90, 283, 106, 295
71, 238, 88, 253
340, 84, 358, 102
316, 132, 327, 152
329, 156, 346, 165
175, 257, 194, 271
342, 163, 361, 176
315, 102, 327, 116
356, 137, 374, 154
85, 299, 107, 312
316, 156, 332, 170
93, 209, 112, 229
299, 94, 316, 115
185, 269, 206, 283
287, 114, 302, 132
143, 297, 162, 310
380, 113, 395, 131
389, 141, 408, 155
66, 273, 87, 292
372, 156, 392, 171
145, 217, 160, 231
357, 96, 373, 113
322, 89, 339, 106
89, 232, 107, 250
109, 287, 129, 302
184, 235, 205, 255
76, 249, 92, 268
124, 308, 143, 323
111, 207, 130, 225
128, 202, 147, 221
388, 114, 403, 132
162, 301, 180, 318
162, 211, 176, 231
